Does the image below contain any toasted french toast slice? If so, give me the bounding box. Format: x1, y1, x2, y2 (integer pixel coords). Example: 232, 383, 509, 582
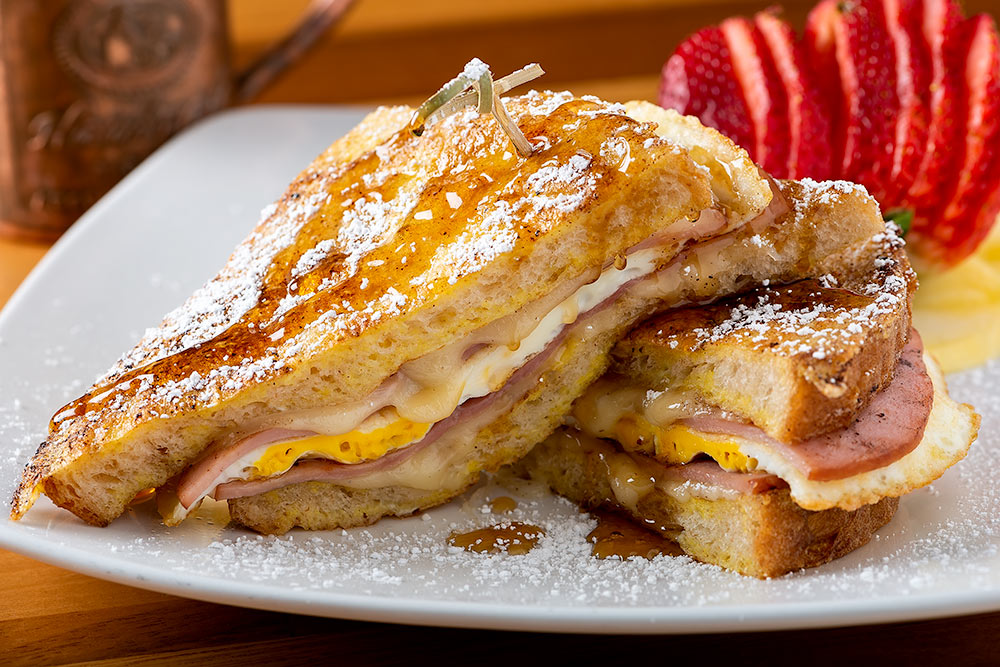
227, 304, 643, 533
14, 91, 778, 527
624, 102, 773, 226
632, 178, 894, 311
548, 227, 977, 520
515, 428, 898, 578
616, 231, 916, 444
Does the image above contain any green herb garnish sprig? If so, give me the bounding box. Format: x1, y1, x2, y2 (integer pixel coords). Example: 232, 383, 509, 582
409, 60, 545, 158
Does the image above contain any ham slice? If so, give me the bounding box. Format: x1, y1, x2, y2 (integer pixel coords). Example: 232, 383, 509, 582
681, 332, 934, 482
661, 460, 787, 494
183, 263, 618, 506
176, 428, 316, 508
214, 306, 573, 501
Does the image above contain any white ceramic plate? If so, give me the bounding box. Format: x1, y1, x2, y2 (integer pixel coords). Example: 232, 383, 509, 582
2, 107, 999, 634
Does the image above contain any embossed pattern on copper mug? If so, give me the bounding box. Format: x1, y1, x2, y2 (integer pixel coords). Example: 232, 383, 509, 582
0, 0, 354, 242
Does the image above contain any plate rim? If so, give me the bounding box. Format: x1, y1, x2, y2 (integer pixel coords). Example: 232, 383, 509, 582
3, 522, 1000, 634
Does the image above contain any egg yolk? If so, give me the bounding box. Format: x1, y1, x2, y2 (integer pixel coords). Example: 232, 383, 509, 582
613, 415, 756, 472
250, 419, 431, 478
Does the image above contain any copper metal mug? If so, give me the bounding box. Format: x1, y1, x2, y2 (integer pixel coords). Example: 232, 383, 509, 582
0, 0, 354, 242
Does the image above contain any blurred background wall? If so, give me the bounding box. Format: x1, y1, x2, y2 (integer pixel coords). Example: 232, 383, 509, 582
231, 0, 999, 105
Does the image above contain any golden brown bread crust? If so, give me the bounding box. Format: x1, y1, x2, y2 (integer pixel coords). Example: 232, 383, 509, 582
637, 486, 897, 578
18, 92, 758, 525
618, 230, 916, 443
514, 428, 898, 578
629, 178, 892, 316
227, 484, 467, 534
623, 102, 773, 224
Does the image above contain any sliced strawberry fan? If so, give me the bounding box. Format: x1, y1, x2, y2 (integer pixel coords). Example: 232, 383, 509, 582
806, 0, 899, 204
718, 17, 790, 176
882, 0, 931, 205
905, 0, 966, 240
658, 0, 1000, 268
659, 26, 755, 155
924, 14, 1000, 265
755, 9, 832, 180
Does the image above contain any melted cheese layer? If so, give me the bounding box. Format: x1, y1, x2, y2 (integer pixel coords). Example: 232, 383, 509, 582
455, 248, 661, 404
572, 374, 751, 473
656, 425, 757, 472
165, 248, 666, 523
604, 411, 757, 473
250, 419, 431, 477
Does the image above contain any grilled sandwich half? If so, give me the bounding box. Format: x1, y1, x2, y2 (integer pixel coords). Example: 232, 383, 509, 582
517, 228, 980, 577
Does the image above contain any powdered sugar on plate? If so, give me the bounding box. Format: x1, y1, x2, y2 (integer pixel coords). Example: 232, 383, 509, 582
3, 352, 1000, 613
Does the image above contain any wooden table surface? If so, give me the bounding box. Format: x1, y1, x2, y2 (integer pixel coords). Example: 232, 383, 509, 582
3, 1, 1000, 663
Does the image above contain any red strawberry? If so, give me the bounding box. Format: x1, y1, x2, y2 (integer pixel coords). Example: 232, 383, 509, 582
805, 0, 899, 203
754, 9, 833, 179
906, 0, 964, 217
656, 0, 1000, 266
719, 17, 790, 176
919, 15, 1000, 265
659, 26, 755, 157
882, 0, 931, 204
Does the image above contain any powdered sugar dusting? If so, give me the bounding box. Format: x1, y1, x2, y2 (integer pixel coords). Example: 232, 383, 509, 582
434, 200, 519, 284
103, 195, 326, 383
797, 177, 870, 201
462, 57, 491, 81
791, 179, 873, 229
669, 231, 911, 361
523, 151, 597, 213
292, 239, 336, 279
516, 89, 575, 117
338, 191, 418, 276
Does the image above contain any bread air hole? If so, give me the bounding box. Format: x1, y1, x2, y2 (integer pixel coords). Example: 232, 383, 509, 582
93, 473, 121, 485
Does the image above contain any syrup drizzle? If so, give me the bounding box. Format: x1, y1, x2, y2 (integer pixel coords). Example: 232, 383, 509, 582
489, 496, 518, 513
587, 510, 683, 560
448, 521, 545, 555
127, 487, 156, 506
